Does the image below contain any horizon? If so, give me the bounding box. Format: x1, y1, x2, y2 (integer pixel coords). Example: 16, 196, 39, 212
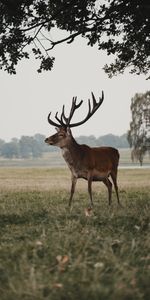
1, 130, 128, 143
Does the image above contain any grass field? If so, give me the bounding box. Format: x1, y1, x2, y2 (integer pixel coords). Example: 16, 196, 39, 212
0, 167, 150, 300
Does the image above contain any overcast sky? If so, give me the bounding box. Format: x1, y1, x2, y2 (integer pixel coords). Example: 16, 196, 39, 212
0, 35, 149, 142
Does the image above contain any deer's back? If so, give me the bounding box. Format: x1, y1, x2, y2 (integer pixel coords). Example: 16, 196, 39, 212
80, 145, 119, 172
92, 146, 119, 166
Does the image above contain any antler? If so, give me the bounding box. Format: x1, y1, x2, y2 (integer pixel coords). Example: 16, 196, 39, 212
47, 97, 82, 128
61, 97, 83, 126
47, 91, 104, 128
69, 91, 104, 128
47, 112, 63, 128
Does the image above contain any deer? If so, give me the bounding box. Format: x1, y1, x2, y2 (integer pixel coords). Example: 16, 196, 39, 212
45, 92, 120, 208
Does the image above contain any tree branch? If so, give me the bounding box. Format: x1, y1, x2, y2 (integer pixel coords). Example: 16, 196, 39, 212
46, 24, 98, 51
21, 20, 48, 32
46, 31, 83, 50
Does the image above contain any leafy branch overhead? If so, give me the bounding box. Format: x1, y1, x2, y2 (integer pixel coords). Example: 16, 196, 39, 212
0, 0, 150, 76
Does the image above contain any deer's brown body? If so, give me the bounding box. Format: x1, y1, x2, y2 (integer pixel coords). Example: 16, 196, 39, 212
45, 92, 120, 207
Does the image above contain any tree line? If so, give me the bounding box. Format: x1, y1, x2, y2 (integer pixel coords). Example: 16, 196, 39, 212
0, 134, 47, 159
0, 133, 129, 159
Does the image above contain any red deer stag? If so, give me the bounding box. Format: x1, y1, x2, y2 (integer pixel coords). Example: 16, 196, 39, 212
45, 92, 120, 208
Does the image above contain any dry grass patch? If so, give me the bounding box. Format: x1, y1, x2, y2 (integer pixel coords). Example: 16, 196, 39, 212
0, 167, 149, 193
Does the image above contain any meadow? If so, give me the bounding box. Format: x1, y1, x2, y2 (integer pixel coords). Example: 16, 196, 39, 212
0, 154, 150, 299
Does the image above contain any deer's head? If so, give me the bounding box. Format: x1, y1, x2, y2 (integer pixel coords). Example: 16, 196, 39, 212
45, 127, 73, 148
45, 92, 104, 148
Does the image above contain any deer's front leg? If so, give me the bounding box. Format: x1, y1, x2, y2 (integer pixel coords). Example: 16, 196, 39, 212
68, 175, 77, 207
88, 176, 94, 207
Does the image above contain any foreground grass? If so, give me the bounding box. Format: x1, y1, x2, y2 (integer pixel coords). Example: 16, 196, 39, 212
0, 169, 150, 299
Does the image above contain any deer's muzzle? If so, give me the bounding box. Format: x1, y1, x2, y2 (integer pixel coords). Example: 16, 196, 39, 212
45, 138, 53, 145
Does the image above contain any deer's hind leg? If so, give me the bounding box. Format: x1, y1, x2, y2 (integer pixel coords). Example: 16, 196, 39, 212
103, 178, 112, 205
110, 172, 120, 206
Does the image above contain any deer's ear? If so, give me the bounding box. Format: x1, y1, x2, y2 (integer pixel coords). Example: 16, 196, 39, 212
67, 127, 72, 136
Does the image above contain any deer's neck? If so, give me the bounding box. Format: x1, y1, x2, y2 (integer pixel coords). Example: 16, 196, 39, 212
61, 138, 81, 168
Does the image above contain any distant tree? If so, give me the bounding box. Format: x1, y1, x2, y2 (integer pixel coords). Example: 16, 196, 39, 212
119, 134, 130, 148
1, 140, 20, 158
34, 133, 45, 144
76, 135, 97, 147
0, 139, 5, 155
97, 134, 119, 147
127, 91, 150, 165
76, 133, 129, 148
19, 135, 43, 158
19, 136, 33, 158
0, 0, 150, 77
31, 137, 42, 158
34, 133, 47, 152
97, 133, 129, 148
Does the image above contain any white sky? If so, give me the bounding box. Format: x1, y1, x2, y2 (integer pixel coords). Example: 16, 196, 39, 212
0, 35, 150, 142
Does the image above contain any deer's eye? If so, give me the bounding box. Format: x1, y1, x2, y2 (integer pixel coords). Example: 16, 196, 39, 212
58, 134, 64, 137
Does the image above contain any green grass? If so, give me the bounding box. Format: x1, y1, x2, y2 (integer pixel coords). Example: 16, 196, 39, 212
0, 168, 150, 300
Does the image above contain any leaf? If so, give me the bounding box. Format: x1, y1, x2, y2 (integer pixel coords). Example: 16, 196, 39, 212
35, 240, 43, 247
56, 255, 62, 263
94, 262, 104, 268
61, 255, 69, 264
56, 255, 69, 272
52, 283, 63, 289
84, 207, 93, 217
134, 225, 140, 231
